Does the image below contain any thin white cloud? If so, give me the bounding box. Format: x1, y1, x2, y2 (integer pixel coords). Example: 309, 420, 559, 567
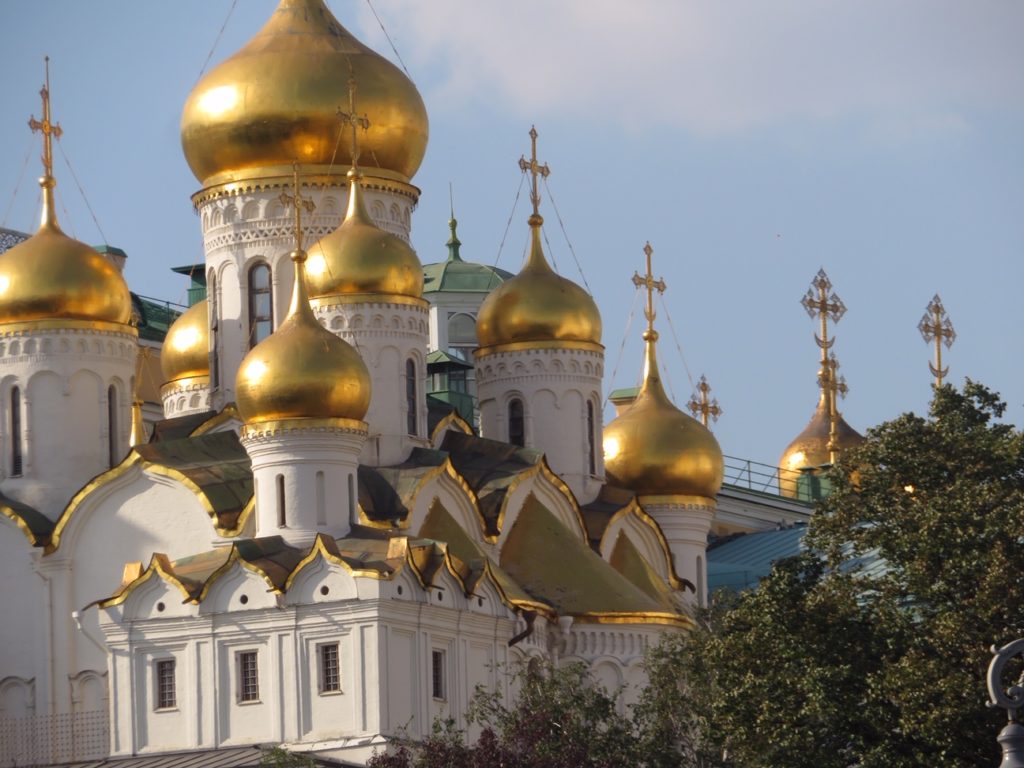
355, 1, 1023, 136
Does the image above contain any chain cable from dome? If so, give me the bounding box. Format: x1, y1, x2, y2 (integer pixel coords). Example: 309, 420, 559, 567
1, 136, 33, 228
492, 170, 526, 271
55, 133, 106, 243
541, 174, 592, 294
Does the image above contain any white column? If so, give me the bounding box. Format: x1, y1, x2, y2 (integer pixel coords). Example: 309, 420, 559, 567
641, 496, 716, 608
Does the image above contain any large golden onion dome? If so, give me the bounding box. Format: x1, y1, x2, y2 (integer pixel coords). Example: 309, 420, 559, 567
0, 177, 132, 328
180, 0, 428, 188
306, 171, 423, 301
476, 214, 602, 351
161, 300, 210, 383
778, 393, 864, 498
236, 247, 370, 425
604, 329, 724, 500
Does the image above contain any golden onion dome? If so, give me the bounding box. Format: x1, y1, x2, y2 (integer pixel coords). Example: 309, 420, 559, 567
476, 214, 602, 351
161, 299, 210, 383
778, 393, 864, 498
180, 0, 428, 188
236, 247, 370, 424
306, 171, 423, 300
0, 177, 132, 327
604, 330, 724, 500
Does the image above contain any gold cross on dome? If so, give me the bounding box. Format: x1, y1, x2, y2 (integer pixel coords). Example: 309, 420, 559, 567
337, 73, 371, 172
28, 56, 62, 179
632, 241, 666, 333
687, 374, 722, 427
801, 268, 846, 366
918, 294, 955, 386
518, 125, 550, 217
817, 353, 849, 463
279, 163, 316, 251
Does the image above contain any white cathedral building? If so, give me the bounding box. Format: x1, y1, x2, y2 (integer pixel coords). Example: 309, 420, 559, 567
0, 1, 819, 765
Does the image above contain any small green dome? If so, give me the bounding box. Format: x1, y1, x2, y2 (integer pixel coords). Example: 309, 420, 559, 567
422, 217, 513, 294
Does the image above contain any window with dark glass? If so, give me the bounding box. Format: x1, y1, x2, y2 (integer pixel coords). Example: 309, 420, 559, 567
587, 400, 596, 475
276, 474, 286, 528
248, 263, 273, 348
108, 385, 118, 468
406, 359, 417, 436
237, 650, 259, 702
508, 399, 525, 448
155, 659, 176, 710
431, 649, 446, 700
10, 387, 21, 476
319, 643, 340, 693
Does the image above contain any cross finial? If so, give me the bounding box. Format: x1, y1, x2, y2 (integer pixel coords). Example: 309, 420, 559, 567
279, 162, 316, 254
337, 72, 371, 173
817, 353, 849, 464
801, 268, 846, 365
518, 125, 550, 220
29, 56, 62, 181
632, 241, 667, 335
687, 374, 722, 428
918, 294, 955, 387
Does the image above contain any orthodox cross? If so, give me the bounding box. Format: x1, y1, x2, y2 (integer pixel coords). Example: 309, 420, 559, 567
337, 73, 371, 171
28, 56, 62, 180
688, 375, 722, 428
918, 294, 955, 386
518, 125, 550, 218
279, 163, 316, 251
632, 241, 666, 334
801, 269, 848, 464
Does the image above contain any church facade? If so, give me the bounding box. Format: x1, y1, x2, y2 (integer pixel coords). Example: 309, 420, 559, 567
0, 2, 814, 765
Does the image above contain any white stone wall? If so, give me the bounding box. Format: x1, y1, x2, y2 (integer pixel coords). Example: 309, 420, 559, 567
641, 497, 716, 608
313, 301, 430, 467
0, 327, 136, 520
476, 346, 605, 504
196, 182, 415, 410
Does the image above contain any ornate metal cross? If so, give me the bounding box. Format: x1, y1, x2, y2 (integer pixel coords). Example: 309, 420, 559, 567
801, 268, 846, 362
818, 353, 849, 463
337, 74, 371, 171
518, 125, 550, 218
687, 375, 722, 427
28, 56, 62, 180
632, 242, 666, 333
279, 163, 316, 251
918, 294, 955, 386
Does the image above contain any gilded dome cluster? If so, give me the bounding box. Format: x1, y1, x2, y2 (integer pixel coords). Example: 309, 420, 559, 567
604, 330, 724, 500
778, 393, 864, 497
476, 215, 602, 351
306, 171, 423, 301
180, 0, 428, 188
161, 300, 210, 383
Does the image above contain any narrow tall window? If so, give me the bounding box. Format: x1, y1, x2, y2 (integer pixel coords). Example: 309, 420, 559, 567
315, 471, 326, 526
10, 387, 21, 476
276, 474, 286, 528
587, 400, 597, 475
347, 474, 355, 519
248, 263, 273, 348
431, 649, 446, 701
508, 398, 525, 448
208, 271, 220, 389
108, 385, 119, 468
406, 359, 418, 436
155, 659, 176, 710
319, 643, 340, 694
237, 651, 259, 702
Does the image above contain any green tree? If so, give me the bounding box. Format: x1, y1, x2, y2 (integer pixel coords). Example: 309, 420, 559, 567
690, 381, 1024, 767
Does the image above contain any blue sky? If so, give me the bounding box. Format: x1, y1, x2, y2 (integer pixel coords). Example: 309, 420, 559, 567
1, 1, 1022, 470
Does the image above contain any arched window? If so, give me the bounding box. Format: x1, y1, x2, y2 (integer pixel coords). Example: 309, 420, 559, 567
315, 471, 326, 526
446, 313, 477, 361
108, 385, 118, 468
276, 474, 286, 528
208, 271, 219, 389
587, 400, 597, 475
508, 398, 525, 448
406, 359, 418, 436
347, 474, 355, 519
10, 387, 22, 476
248, 263, 273, 348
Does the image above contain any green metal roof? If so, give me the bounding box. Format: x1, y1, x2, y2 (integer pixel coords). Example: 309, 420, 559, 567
422, 217, 513, 293
707, 525, 807, 594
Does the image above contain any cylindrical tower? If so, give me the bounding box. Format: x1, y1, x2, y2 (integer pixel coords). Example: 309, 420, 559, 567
474, 130, 604, 504
179, 0, 428, 411
159, 299, 212, 418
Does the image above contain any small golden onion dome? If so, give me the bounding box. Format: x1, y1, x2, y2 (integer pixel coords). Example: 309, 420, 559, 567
180, 0, 429, 187
236, 248, 370, 424
306, 171, 423, 300
778, 393, 864, 497
604, 331, 724, 499
160, 299, 210, 383
476, 215, 602, 350
0, 177, 131, 326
